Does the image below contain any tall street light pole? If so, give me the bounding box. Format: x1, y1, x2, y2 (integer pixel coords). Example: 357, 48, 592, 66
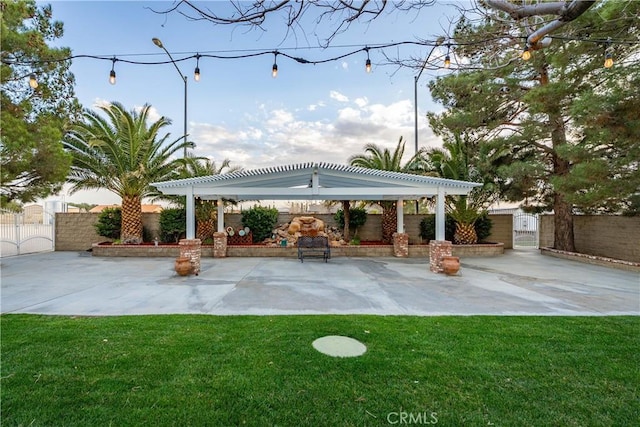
414, 39, 444, 213
152, 37, 188, 158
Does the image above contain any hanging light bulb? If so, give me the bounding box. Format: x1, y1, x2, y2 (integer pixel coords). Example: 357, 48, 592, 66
444, 44, 451, 68
272, 52, 278, 78
29, 73, 38, 89
522, 45, 532, 61
109, 58, 117, 85
365, 48, 371, 73
604, 40, 614, 68
194, 54, 201, 81
604, 51, 613, 68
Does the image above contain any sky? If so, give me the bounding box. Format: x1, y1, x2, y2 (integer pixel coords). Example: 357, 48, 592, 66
40, 0, 466, 205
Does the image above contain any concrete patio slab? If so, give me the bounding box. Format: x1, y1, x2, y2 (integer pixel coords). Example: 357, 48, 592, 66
1, 250, 638, 316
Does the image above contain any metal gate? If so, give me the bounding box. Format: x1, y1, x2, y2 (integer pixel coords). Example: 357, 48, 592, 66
0, 205, 55, 257
513, 211, 539, 248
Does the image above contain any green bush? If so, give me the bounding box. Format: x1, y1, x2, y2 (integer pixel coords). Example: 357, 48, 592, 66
142, 225, 154, 243
474, 212, 493, 242
94, 207, 121, 240
334, 207, 368, 232
419, 214, 456, 242
419, 214, 493, 243
242, 206, 279, 243
159, 208, 186, 243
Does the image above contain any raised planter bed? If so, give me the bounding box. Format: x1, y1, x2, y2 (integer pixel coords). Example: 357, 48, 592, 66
540, 247, 640, 272
91, 241, 504, 258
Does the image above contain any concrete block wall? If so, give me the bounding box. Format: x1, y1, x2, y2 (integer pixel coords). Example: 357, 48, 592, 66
487, 214, 513, 249
56, 211, 514, 251
540, 215, 640, 263
539, 215, 554, 249
56, 213, 104, 251
55, 213, 161, 251
225, 213, 510, 246
56, 210, 638, 261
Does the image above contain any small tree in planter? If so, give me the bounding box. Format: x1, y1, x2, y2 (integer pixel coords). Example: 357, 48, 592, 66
419, 213, 492, 243
241, 206, 279, 243
335, 207, 368, 243
195, 198, 217, 241
448, 199, 481, 244
95, 207, 121, 241
419, 214, 456, 243
474, 212, 493, 243
159, 207, 186, 243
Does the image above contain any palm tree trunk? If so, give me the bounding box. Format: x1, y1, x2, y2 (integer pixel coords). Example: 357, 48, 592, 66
121, 195, 143, 244
342, 200, 350, 241
381, 201, 397, 244
196, 219, 214, 241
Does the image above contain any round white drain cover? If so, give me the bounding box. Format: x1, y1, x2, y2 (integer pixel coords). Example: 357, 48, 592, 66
312, 335, 367, 357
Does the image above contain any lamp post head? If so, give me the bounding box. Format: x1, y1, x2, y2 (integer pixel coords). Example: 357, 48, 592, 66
152, 38, 163, 48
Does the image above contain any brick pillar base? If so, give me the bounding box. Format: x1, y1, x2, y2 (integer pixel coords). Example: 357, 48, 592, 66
179, 238, 202, 275
429, 240, 452, 273
393, 233, 409, 257
213, 232, 227, 258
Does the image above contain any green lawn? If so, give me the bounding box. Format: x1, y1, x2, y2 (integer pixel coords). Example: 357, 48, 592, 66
1, 315, 638, 426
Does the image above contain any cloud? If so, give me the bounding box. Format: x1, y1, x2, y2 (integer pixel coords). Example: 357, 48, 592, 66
189, 94, 441, 172
138, 105, 162, 123
308, 101, 326, 112
354, 97, 368, 108
90, 99, 163, 125
266, 109, 294, 128
329, 91, 349, 103
93, 98, 111, 108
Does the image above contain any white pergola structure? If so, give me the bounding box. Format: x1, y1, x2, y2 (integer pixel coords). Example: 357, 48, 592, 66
152, 162, 481, 241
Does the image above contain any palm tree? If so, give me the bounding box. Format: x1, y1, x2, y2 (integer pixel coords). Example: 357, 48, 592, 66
176, 155, 242, 240
423, 132, 497, 244
348, 136, 426, 243
64, 102, 189, 243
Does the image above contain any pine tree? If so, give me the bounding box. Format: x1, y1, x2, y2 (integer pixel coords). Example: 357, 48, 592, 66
428, 0, 640, 251
1, 0, 81, 208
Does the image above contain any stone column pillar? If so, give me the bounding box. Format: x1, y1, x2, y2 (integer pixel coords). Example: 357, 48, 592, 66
393, 232, 409, 257
213, 231, 227, 258
179, 238, 202, 275
429, 240, 452, 273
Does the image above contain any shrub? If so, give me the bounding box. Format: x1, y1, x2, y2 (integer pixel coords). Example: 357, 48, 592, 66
475, 212, 493, 242
94, 207, 121, 240
419, 213, 493, 243
242, 206, 279, 243
419, 214, 456, 242
142, 225, 154, 243
159, 208, 186, 243
334, 207, 368, 233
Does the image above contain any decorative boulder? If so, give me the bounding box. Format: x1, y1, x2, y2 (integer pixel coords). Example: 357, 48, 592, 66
288, 216, 325, 236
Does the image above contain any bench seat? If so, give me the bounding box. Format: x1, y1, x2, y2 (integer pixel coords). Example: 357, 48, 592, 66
297, 236, 331, 263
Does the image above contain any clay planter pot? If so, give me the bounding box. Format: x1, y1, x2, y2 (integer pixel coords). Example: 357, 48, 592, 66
441, 256, 460, 276
175, 257, 192, 276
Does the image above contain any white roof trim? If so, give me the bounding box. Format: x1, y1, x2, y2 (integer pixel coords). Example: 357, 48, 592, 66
152, 162, 481, 201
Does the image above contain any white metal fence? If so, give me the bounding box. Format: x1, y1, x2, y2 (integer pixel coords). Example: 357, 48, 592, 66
0, 206, 55, 257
